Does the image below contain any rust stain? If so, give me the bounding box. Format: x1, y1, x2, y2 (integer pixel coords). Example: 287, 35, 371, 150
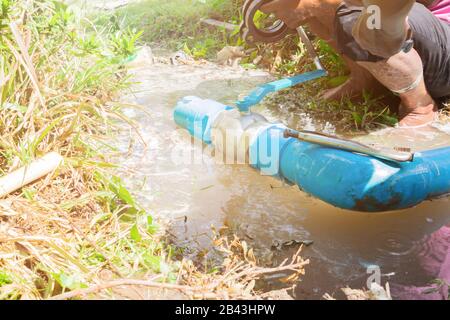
353, 194, 403, 212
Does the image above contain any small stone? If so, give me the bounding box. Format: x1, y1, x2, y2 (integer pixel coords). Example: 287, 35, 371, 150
126, 46, 154, 68
302, 240, 314, 246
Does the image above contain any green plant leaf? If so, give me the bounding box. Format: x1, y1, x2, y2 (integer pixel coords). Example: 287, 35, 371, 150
52, 272, 87, 290
0, 271, 12, 287
327, 75, 348, 88
143, 254, 161, 272
109, 176, 136, 206
130, 223, 142, 242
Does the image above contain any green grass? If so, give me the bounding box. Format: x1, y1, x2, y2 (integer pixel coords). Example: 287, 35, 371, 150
98, 0, 242, 59
0, 0, 172, 299
0, 271, 12, 287
265, 80, 399, 133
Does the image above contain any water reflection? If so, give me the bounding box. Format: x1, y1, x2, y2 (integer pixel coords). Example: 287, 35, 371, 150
390, 224, 450, 300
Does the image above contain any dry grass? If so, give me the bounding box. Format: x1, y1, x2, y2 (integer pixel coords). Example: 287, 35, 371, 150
0, 0, 145, 299
1, 203, 309, 300
46, 235, 309, 300
0, 0, 309, 300
440, 101, 450, 120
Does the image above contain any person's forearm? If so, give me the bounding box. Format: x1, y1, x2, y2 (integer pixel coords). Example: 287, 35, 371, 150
260, 0, 341, 29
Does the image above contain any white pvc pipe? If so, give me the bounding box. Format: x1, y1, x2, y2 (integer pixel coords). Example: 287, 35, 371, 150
0, 152, 63, 198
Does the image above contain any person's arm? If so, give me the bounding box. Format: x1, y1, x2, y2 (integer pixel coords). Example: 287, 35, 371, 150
260, 0, 339, 29
352, 0, 415, 58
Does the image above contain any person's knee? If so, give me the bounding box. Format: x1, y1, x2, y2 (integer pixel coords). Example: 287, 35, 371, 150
356, 49, 423, 94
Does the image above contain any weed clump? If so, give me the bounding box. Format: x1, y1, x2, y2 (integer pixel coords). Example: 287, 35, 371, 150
0, 0, 148, 299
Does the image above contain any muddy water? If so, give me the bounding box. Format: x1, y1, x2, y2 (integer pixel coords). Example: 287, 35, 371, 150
118, 54, 450, 299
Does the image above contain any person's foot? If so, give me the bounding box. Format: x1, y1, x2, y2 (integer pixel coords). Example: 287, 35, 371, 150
398, 102, 438, 127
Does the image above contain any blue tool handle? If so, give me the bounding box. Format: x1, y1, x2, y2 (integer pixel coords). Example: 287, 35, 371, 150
236, 69, 327, 113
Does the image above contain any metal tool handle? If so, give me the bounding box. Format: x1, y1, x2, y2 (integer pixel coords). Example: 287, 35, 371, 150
284, 129, 414, 163
296, 26, 324, 71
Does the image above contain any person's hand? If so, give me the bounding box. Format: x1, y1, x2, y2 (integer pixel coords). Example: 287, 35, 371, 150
260, 0, 310, 29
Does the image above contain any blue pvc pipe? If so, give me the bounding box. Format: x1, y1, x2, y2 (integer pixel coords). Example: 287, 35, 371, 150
174, 97, 450, 212
174, 96, 233, 144
236, 69, 327, 113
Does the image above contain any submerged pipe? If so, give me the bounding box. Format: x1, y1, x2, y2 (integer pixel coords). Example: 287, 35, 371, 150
174, 96, 450, 212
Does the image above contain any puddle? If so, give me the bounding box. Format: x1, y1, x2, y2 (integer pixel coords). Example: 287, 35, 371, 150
117, 55, 450, 299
